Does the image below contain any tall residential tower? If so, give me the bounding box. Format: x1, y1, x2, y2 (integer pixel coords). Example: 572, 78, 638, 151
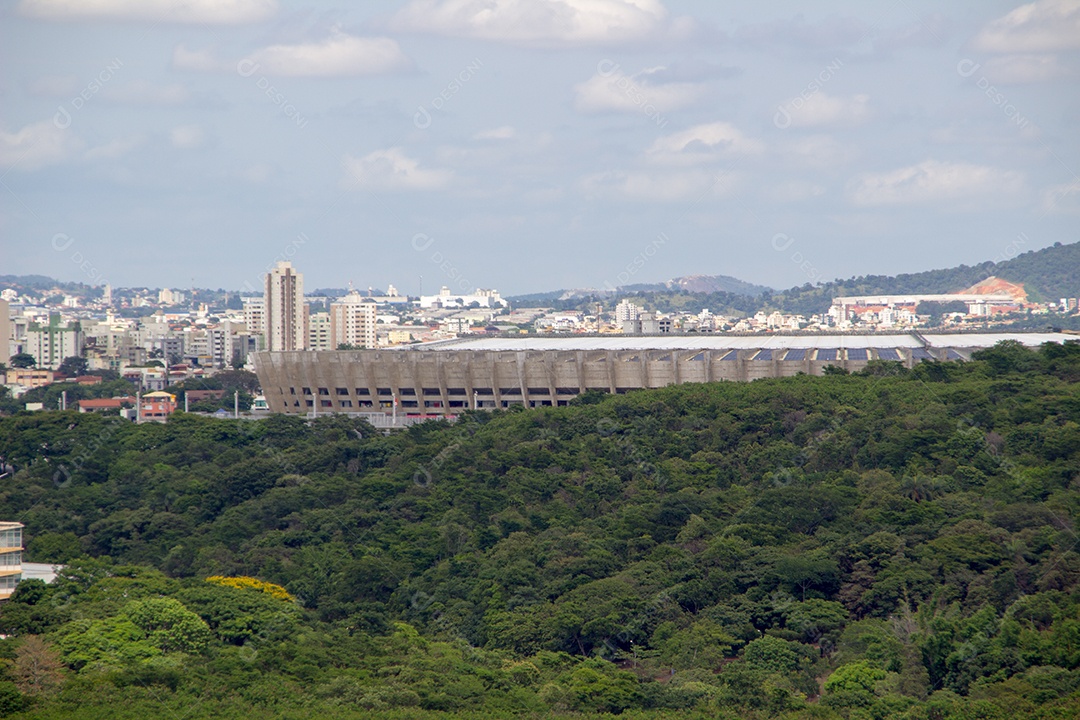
264, 261, 307, 351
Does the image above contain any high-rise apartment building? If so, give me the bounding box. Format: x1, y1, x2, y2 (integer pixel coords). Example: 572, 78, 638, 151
25, 313, 83, 369
264, 261, 306, 351
308, 311, 332, 351
0, 299, 9, 363
615, 299, 642, 324
330, 291, 377, 349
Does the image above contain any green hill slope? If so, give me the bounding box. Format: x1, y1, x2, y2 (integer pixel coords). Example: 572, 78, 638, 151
770, 240, 1079, 314
0, 342, 1078, 718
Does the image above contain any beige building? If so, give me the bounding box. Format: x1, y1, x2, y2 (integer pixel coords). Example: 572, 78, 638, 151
264, 261, 306, 351
330, 291, 377, 350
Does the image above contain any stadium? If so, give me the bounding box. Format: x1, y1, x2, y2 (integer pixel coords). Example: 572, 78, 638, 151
253, 331, 1075, 419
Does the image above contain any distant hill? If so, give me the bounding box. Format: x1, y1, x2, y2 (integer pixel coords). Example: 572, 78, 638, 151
771, 240, 1079, 315
0, 274, 64, 289
508, 241, 1078, 316
624, 273, 771, 296
509, 273, 770, 304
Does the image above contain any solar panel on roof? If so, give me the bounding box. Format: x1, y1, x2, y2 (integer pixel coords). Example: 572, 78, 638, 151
946, 349, 963, 360
755, 349, 773, 361
847, 348, 868, 361
719, 350, 738, 361
877, 348, 900, 361
912, 348, 933, 360
816, 349, 838, 361
785, 349, 807, 361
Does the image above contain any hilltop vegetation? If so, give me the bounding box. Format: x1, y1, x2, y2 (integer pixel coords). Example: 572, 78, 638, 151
0, 341, 1077, 718
516, 240, 1079, 318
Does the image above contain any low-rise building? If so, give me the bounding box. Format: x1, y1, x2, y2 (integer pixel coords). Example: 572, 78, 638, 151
140, 391, 177, 422
77, 396, 137, 413
5, 368, 55, 389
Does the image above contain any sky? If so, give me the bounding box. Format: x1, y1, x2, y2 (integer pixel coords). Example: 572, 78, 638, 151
1, 0, 1078, 296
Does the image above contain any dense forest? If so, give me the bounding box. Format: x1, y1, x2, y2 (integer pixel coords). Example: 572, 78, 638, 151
513, 240, 1078, 318
0, 341, 1077, 718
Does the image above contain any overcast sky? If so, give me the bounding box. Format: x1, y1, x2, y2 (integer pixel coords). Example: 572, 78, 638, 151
1, 0, 1078, 296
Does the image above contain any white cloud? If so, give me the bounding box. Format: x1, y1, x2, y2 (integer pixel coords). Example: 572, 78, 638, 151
983, 53, 1071, 83
778, 92, 870, 128
0, 120, 82, 170
646, 122, 763, 165
102, 81, 191, 106
473, 126, 516, 140
83, 136, 143, 161
574, 66, 703, 114
342, 148, 454, 190
243, 30, 411, 77
848, 160, 1025, 206
1040, 181, 1080, 214
769, 181, 827, 202
173, 45, 222, 72
18, 0, 276, 24
242, 163, 274, 183
27, 75, 78, 97
390, 0, 670, 46
785, 134, 858, 168
580, 168, 738, 202
170, 125, 205, 149
974, 0, 1080, 53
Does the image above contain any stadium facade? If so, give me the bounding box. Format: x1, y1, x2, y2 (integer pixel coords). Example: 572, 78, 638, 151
253, 331, 1075, 418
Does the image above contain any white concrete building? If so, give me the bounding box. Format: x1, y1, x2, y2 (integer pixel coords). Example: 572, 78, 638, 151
330, 292, 378, 349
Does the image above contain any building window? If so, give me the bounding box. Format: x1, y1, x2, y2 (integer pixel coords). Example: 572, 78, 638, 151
377, 388, 392, 395
336, 388, 349, 395
321, 400, 332, 407
302, 387, 312, 395
422, 388, 441, 396
289, 387, 296, 395
0, 530, 21, 549
400, 388, 416, 396
340, 400, 352, 408
355, 388, 370, 395
318, 388, 329, 396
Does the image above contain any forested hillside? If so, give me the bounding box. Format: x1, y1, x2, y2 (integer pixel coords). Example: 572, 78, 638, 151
0, 341, 1077, 719
767, 240, 1079, 315
516, 240, 1078, 318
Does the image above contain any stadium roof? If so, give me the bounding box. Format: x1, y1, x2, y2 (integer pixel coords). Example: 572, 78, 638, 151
404, 332, 1074, 353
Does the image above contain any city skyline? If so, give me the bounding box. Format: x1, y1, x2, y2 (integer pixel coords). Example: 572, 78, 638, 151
2, 1, 1079, 295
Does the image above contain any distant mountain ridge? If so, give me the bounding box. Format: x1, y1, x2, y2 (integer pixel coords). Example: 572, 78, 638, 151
508, 241, 1078, 311
770, 240, 1078, 315
510, 273, 771, 304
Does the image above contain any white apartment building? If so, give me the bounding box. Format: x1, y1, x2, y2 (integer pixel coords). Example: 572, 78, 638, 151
615, 299, 642, 324
24, 313, 83, 369
308, 311, 332, 350
330, 291, 377, 349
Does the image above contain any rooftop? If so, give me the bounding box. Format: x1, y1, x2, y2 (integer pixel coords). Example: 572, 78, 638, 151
398, 331, 1076, 353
